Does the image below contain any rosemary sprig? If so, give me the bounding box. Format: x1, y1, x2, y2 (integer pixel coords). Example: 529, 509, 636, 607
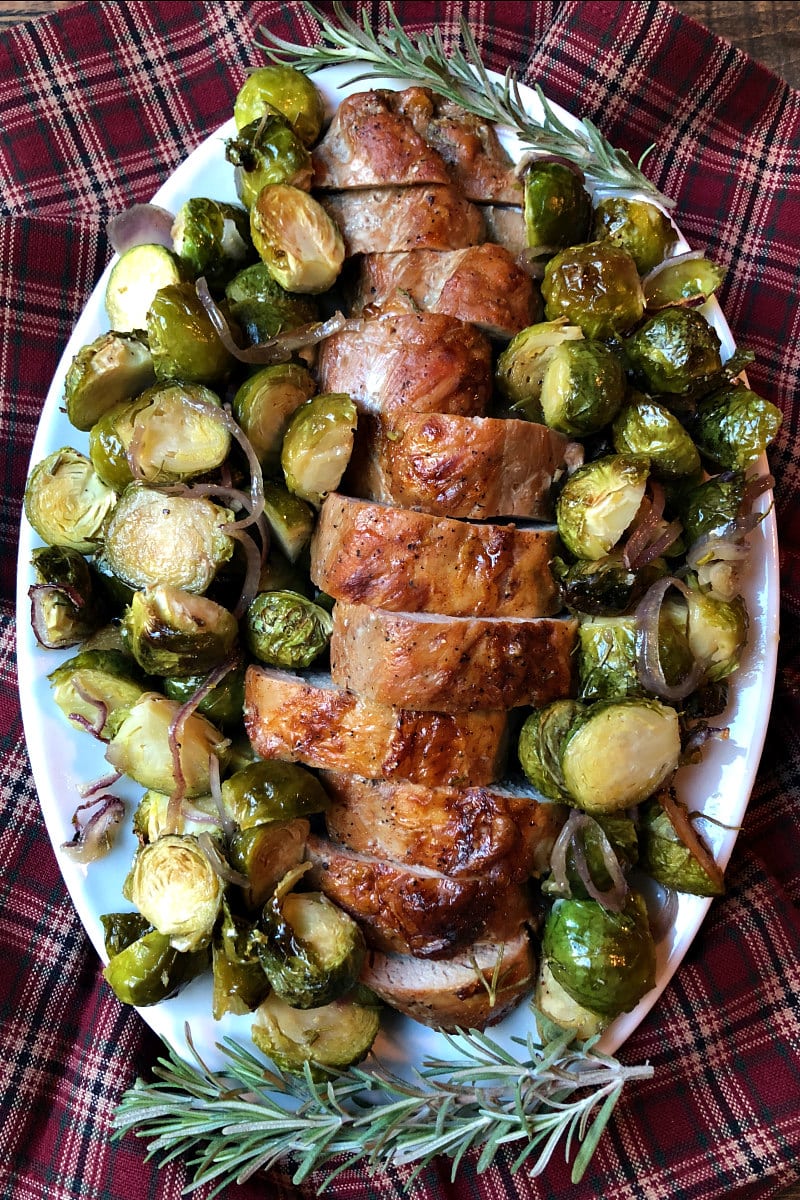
113, 1015, 653, 1195
255, 2, 673, 206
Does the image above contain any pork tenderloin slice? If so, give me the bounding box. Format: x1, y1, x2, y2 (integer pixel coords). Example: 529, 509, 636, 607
355, 244, 540, 339
360, 928, 535, 1030
479, 206, 527, 257
319, 186, 485, 255
321, 771, 566, 881
244, 667, 508, 787
420, 97, 524, 205
310, 494, 559, 618
317, 311, 491, 420
330, 602, 577, 712
345, 411, 579, 520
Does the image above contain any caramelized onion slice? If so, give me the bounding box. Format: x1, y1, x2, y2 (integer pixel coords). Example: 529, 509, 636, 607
61, 795, 125, 864
107, 204, 174, 255
635, 575, 705, 701
658, 788, 725, 894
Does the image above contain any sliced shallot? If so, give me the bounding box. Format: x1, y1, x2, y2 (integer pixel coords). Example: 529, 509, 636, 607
658, 788, 724, 893
634, 575, 705, 702
197, 831, 249, 887
61, 795, 125, 865
107, 203, 174, 255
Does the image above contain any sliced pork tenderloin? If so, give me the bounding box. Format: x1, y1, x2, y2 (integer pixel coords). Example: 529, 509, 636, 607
319, 185, 485, 255
479, 206, 527, 257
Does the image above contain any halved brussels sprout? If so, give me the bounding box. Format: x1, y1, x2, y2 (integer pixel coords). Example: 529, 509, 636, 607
554, 552, 664, 616
88, 394, 151, 491
258, 878, 366, 1009
592, 197, 677, 274
24, 448, 117, 553
225, 262, 318, 346
128, 383, 231, 485
638, 799, 724, 895
102, 927, 209, 1006
102, 484, 234, 594
578, 614, 692, 702
541, 242, 645, 339
233, 65, 324, 146
105, 693, 229, 796
226, 115, 313, 210
121, 585, 238, 677
221, 759, 329, 829
560, 813, 639, 900
162, 664, 246, 730
494, 319, 584, 419
624, 307, 723, 396
252, 990, 381, 1075
48, 648, 146, 739
147, 281, 233, 385
105, 243, 182, 333
123, 833, 224, 952
250, 184, 345, 294
690, 384, 782, 470
229, 819, 309, 910
613, 394, 701, 480
534, 959, 607, 1040
261, 481, 316, 561
171, 197, 255, 288
543, 893, 656, 1018
233, 363, 316, 472
245, 590, 332, 669
556, 454, 650, 560
518, 699, 585, 801
101, 911, 151, 958
132, 789, 225, 845
523, 161, 591, 250
643, 255, 726, 310
281, 392, 357, 506
665, 579, 749, 682
29, 545, 108, 649
539, 340, 626, 435
212, 898, 270, 1020
678, 470, 747, 545
64, 331, 155, 432
561, 698, 681, 813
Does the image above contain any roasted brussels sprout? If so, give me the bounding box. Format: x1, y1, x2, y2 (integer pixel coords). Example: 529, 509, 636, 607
554, 552, 663, 616
560, 698, 681, 813
250, 184, 345, 294
613, 393, 701, 480
592, 197, 677, 274
494, 319, 584, 419
523, 161, 591, 250
643, 254, 726, 310
542, 893, 656, 1018
252, 989, 381, 1075
212, 899, 271, 1019
518, 699, 585, 801
281, 392, 357, 506
48, 648, 145, 739
121, 585, 238, 678
689, 383, 782, 470
638, 799, 724, 895
29, 545, 108, 649
678, 470, 747, 545
624, 307, 723, 396
261, 481, 316, 562
665, 578, 748, 682
225, 262, 318, 346
556, 455, 650, 560
171, 197, 255, 288
226, 115, 313, 211
105, 243, 182, 333
222, 759, 329, 829
232, 363, 316, 472
539, 340, 626, 435
577, 614, 692, 702
124, 833, 224, 952
233, 65, 324, 146
103, 927, 209, 1006
258, 876, 366, 1009
229, 819, 309, 910
146, 281, 233, 385
534, 960, 607, 1040
102, 484, 235, 594
567, 813, 639, 898
105, 693, 229, 796
88, 394, 150, 492
162, 664, 246, 729
24, 448, 117, 553
64, 331, 155, 432
132, 789, 225, 845
245, 589, 332, 669
101, 911, 151, 958
541, 242, 645, 339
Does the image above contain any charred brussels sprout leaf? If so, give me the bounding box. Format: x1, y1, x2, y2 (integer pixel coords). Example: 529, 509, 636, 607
554, 552, 663, 616
212, 899, 270, 1020
222, 759, 329, 829
518, 699, 585, 801
245, 590, 333, 669
29, 545, 108, 649
556, 454, 650, 560
543, 893, 656, 1018
539, 340, 626, 436
233, 65, 324, 146
229, 819, 309, 910
613, 393, 701, 480
121, 585, 238, 677
64, 331, 155, 432
689, 384, 782, 470
147, 282, 233, 385
252, 990, 381, 1076
592, 197, 677, 275
494, 319, 584, 420
163, 665, 246, 730
48, 648, 145, 740
123, 834, 224, 953
541, 242, 645, 339
103, 928, 209, 1006
171, 197, 255, 289
25, 448, 117, 553
225, 262, 318, 346
226, 116, 313, 211
105, 693, 229, 796
638, 800, 725, 895
232, 363, 316, 473
523, 161, 591, 251
105, 243, 182, 333
281, 392, 357, 506
624, 307, 723, 396
643, 254, 726, 310
250, 184, 345, 294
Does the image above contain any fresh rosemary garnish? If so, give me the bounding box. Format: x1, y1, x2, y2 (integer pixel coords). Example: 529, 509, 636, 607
255, 1, 673, 206
114, 1016, 653, 1194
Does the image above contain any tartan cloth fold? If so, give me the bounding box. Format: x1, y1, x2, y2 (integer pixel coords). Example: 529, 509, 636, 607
1, 2, 798, 1197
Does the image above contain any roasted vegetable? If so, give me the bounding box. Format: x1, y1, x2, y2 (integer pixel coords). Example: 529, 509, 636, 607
539, 340, 626, 435
250, 184, 345, 293
64, 331, 155, 432
225, 262, 318, 346
233, 65, 325, 145
613, 393, 701, 480
146, 281, 232, 385
556, 454, 650, 560
523, 161, 591, 250
689, 384, 782, 470
638, 799, 724, 895
592, 197, 677, 274
252, 990, 381, 1075
245, 589, 332, 669
212, 899, 271, 1019
577, 614, 692, 702
29, 545, 108, 649
664, 578, 749, 682
226, 115, 312, 210
232, 363, 316, 472
281, 392, 357, 506
494, 319, 584, 420
643, 254, 726, 310
534, 960, 607, 1040
24, 448, 117, 553
518, 699, 585, 802
162, 664, 246, 730
554, 552, 664, 616
48, 648, 145, 739
541, 242, 645, 339
132, 790, 225, 845
221, 759, 329, 829
121, 585, 238, 677
103, 927, 209, 1006
678, 470, 747, 545
624, 307, 723, 396
123, 834, 224, 952
100, 911, 151, 958
105, 243, 182, 333
171, 197, 254, 288
105, 693, 229, 796
261, 481, 316, 562
228, 819, 309, 910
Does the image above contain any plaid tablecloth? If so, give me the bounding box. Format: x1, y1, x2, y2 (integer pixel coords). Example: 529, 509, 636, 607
1, 2, 798, 1197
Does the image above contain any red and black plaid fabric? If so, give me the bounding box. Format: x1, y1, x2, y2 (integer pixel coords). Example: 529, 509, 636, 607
1, 2, 798, 1197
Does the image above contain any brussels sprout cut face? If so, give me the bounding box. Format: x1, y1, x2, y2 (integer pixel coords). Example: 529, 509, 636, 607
124, 834, 224, 953
639, 801, 725, 896
539, 340, 626, 436
556, 455, 650, 560
105, 693, 229, 797
495, 319, 584, 420
232, 363, 316, 472
24, 448, 117, 553
252, 991, 380, 1076
250, 184, 345, 294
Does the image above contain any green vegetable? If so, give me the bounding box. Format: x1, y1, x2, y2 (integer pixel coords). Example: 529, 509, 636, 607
541, 241, 645, 339
123, 834, 224, 953
212, 899, 271, 1020
232, 363, 316, 472
244, 589, 332, 668
24, 448, 117, 553
539, 340, 626, 435
518, 699, 584, 801
252, 989, 381, 1076
592, 197, 677, 274
146, 282, 233, 385
132, 790, 225, 845
228, 819, 309, 910
534, 960, 607, 1040
103, 928, 209, 1006
281, 392, 357, 506
613, 393, 701, 480
523, 161, 591, 250
678, 470, 747, 545
638, 800, 724, 896
105, 693, 229, 797
554, 552, 664, 617
556, 454, 650, 560
261, 481, 316, 562
162, 665, 246, 730
225, 262, 318, 346
121, 585, 238, 677
29, 545, 108, 648
105, 243, 182, 333
226, 115, 313, 210
494, 319, 584, 420
100, 911, 152, 959
624, 307, 722, 396
221, 759, 329, 829
48, 648, 145, 740
171, 197, 255, 288
643, 255, 726, 310
64, 331, 155, 432
666, 579, 748, 682
250, 184, 345, 293
233, 65, 325, 146
690, 384, 782, 470
577, 614, 692, 702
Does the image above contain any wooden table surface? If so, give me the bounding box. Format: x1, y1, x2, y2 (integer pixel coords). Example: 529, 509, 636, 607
2, 1, 797, 1198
